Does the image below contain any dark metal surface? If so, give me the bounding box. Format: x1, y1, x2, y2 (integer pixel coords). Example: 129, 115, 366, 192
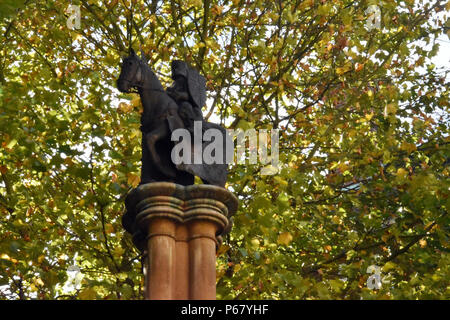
116, 50, 229, 187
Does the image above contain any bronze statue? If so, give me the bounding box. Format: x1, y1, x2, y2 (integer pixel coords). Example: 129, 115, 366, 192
116, 49, 228, 187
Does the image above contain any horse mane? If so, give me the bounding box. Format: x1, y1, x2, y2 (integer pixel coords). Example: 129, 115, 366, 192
138, 59, 164, 91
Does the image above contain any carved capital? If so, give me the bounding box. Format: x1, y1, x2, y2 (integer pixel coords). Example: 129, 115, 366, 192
122, 182, 238, 251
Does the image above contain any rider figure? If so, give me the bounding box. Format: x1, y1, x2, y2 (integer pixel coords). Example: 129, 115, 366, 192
166, 60, 205, 134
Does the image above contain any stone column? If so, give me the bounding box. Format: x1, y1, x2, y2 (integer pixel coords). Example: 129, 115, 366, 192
146, 217, 176, 299
122, 182, 238, 300
175, 224, 189, 299
188, 220, 220, 299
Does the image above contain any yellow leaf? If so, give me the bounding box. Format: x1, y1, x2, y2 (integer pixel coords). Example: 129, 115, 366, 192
383, 261, 396, 272
250, 238, 260, 248
130, 128, 141, 139
336, 66, 349, 75
384, 103, 397, 117
119, 102, 133, 113
130, 96, 141, 108
217, 245, 230, 256
331, 216, 341, 224
400, 141, 417, 154
286, 10, 295, 23
396, 168, 408, 179
34, 278, 44, 287
338, 162, 350, 172
195, 42, 206, 49
277, 232, 293, 245
419, 239, 427, 248
1, 253, 18, 264
337, 61, 353, 75
274, 176, 288, 188
188, 0, 202, 7
38, 255, 45, 264
127, 173, 140, 188
113, 247, 124, 258
365, 112, 374, 121
78, 288, 96, 300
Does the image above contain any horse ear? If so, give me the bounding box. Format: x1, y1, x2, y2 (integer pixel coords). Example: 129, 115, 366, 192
140, 49, 148, 64
130, 48, 136, 56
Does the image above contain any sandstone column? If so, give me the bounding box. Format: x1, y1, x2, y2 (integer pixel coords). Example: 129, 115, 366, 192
122, 182, 237, 300
175, 224, 189, 299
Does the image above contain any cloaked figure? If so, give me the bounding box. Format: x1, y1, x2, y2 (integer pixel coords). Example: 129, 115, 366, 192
166, 60, 206, 134
166, 60, 230, 186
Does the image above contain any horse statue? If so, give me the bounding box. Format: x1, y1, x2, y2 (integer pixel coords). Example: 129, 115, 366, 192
116, 49, 229, 188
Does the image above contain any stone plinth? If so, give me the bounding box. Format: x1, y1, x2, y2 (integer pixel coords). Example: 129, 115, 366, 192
122, 182, 238, 300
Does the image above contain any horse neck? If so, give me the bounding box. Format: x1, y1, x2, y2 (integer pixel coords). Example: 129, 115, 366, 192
140, 64, 164, 91
138, 64, 165, 113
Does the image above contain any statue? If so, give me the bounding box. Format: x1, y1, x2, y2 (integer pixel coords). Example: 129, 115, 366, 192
117, 50, 237, 267
116, 49, 229, 188
166, 60, 205, 134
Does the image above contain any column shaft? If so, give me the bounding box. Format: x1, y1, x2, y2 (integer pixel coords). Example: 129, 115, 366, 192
175, 224, 189, 299
188, 220, 218, 300
146, 218, 176, 300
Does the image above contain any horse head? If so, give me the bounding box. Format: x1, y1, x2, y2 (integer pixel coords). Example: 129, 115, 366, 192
117, 48, 161, 93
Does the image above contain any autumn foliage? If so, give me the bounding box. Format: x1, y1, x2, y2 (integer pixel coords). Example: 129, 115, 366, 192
0, 0, 449, 299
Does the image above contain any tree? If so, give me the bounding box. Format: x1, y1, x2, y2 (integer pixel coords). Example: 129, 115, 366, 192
0, 0, 449, 300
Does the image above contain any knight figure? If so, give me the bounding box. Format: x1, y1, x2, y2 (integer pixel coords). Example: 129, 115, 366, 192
166, 60, 206, 134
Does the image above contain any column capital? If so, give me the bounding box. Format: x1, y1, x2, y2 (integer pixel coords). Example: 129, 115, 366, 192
122, 182, 238, 250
